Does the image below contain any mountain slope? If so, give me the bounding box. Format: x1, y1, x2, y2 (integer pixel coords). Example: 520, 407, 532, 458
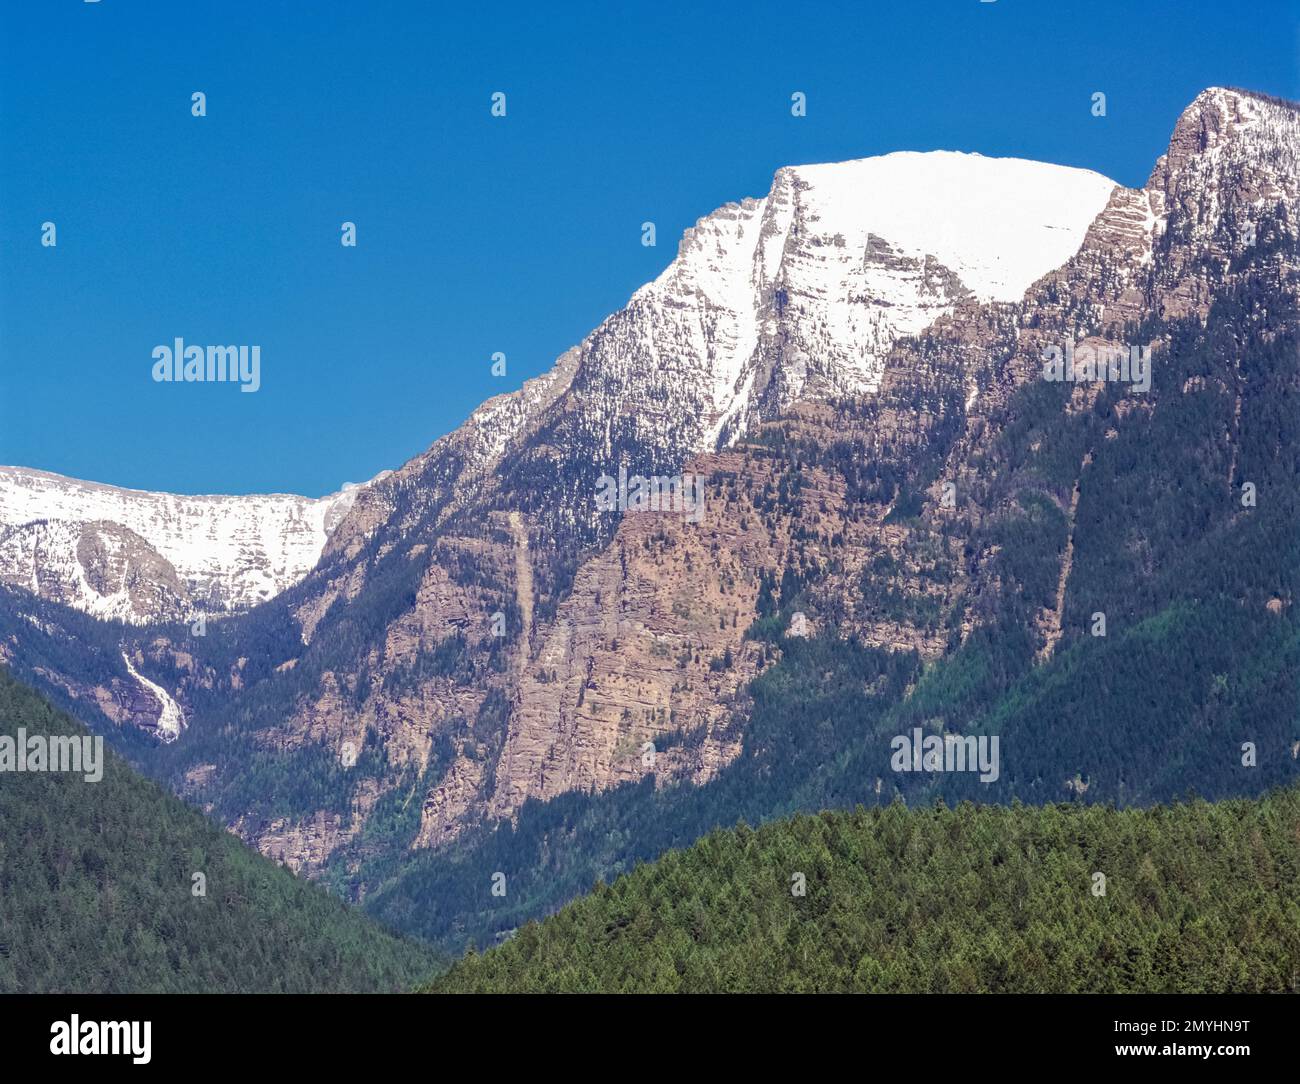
428, 789, 1300, 993
0, 667, 440, 992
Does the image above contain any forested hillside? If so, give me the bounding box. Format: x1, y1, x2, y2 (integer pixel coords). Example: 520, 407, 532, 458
429, 790, 1300, 992
0, 668, 441, 993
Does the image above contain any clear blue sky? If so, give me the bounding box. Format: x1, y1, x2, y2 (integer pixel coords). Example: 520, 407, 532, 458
2, 0, 1296, 496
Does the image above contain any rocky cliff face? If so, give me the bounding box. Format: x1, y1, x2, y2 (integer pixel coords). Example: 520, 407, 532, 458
363, 87, 1296, 870
855, 87, 1300, 683
1, 88, 1294, 885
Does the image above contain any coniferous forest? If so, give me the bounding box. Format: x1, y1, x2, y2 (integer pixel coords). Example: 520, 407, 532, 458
0, 669, 441, 993
429, 790, 1300, 993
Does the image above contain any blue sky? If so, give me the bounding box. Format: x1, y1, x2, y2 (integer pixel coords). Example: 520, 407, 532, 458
2, 0, 1296, 496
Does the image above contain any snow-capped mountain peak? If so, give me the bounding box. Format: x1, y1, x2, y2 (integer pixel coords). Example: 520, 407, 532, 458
579, 149, 1116, 456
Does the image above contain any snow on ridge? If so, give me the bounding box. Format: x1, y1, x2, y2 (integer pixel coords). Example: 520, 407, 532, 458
0, 153, 1120, 623
0, 464, 372, 615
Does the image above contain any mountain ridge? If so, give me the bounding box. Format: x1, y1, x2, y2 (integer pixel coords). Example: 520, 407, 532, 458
426, 789, 1300, 992
0, 464, 386, 623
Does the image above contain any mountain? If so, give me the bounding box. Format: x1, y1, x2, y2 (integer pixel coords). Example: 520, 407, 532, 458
0, 667, 440, 992
427, 788, 1300, 992
0, 465, 376, 624
0, 88, 1295, 950
0, 154, 1113, 632
0, 150, 1116, 826
357, 85, 1300, 947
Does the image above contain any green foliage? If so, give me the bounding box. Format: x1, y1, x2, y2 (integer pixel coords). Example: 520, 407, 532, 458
0, 668, 442, 993
427, 791, 1300, 993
